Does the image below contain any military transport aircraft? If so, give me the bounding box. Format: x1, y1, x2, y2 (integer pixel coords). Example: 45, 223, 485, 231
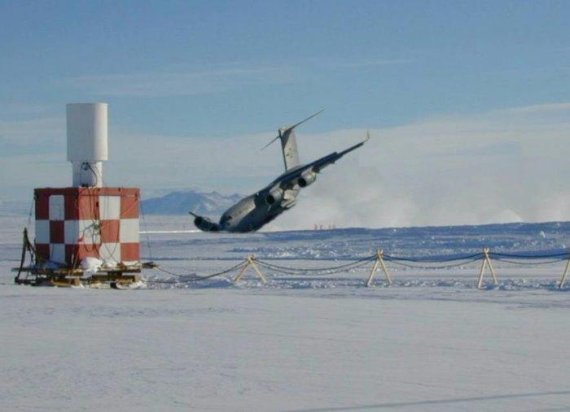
190, 111, 368, 232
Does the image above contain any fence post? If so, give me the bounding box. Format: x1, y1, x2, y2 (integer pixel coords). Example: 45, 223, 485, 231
233, 255, 267, 284
366, 250, 392, 287
559, 258, 570, 289
477, 248, 498, 289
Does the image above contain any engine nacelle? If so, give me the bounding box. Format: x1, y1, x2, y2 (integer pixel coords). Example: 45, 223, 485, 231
265, 188, 284, 205
193, 215, 220, 232
298, 170, 317, 188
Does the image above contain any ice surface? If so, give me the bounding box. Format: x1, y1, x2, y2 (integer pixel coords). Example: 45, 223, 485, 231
1, 215, 570, 411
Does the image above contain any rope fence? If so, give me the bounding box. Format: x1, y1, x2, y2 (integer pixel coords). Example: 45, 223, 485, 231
146, 248, 570, 289
151, 260, 249, 283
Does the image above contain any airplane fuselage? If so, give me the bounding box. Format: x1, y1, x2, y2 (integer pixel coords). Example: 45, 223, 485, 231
218, 188, 298, 232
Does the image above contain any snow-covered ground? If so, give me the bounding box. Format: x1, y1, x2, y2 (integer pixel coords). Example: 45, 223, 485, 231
2, 215, 570, 411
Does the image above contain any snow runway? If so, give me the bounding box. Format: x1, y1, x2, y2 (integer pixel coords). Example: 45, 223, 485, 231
1, 216, 570, 411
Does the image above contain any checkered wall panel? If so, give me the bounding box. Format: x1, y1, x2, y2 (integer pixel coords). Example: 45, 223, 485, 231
34, 187, 140, 265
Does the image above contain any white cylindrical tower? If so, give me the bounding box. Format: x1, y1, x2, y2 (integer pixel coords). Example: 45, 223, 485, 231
67, 103, 108, 187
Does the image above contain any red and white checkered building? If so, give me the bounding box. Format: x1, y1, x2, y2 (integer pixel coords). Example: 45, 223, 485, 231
34, 187, 140, 266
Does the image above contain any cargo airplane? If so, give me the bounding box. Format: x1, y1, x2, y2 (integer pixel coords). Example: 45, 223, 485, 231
190, 110, 368, 232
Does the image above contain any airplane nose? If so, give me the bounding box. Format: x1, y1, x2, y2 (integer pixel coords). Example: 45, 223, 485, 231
220, 215, 231, 227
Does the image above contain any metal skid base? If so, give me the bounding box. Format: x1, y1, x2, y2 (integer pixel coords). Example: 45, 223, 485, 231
14, 267, 143, 288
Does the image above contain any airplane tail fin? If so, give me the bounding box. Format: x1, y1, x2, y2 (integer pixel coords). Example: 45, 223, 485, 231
262, 109, 324, 171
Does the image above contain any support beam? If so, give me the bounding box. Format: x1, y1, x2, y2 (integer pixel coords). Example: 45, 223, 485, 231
366, 249, 392, 287
477, 248, 498, 289
233, 256, 267, 284
558, 258, 570, 289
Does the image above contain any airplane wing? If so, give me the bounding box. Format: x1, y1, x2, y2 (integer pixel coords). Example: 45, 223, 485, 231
268, 133, 369, 191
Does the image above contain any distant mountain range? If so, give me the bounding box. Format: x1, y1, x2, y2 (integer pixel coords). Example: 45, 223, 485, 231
0, 190, 242, 217
141, 190, 243, 216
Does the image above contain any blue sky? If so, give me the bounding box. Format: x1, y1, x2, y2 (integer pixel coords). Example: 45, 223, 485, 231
2, 1, 570, 227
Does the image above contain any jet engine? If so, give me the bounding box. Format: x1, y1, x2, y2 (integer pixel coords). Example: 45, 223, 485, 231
265, 188, 284, 205
297, 170, 317, 188
192, 215, 220, 232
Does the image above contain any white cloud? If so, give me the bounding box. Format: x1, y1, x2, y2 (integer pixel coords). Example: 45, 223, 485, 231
506, 102, 570, 114
322, 58, 413, 69
0, 116, 63, 145
66, 65, 293, 97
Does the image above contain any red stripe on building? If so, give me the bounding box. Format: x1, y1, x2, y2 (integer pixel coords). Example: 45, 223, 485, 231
35, 244, 50, 262
100, 220, 120, 243
120, 193, 139, 219
121, 243, 140, 262
35, 190, 50, 220
49, 221, 65, 244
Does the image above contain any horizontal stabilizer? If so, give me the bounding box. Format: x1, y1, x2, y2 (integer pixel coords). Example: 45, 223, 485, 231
261, 109, 324, 150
